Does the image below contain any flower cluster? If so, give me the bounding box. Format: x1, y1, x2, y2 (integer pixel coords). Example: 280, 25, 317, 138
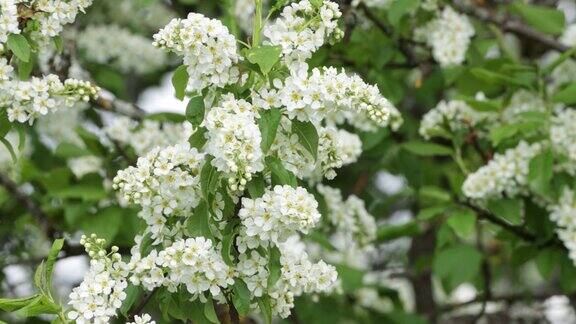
68, 155, 103, 178
128, 237, 233, 296
0, 75, 99, 124
551, 107, 576, 173
317, 184, 377, 246
263, 0, 342, 62
236, 237, 338, 318
78, 25, 167, 74
128, 314, 156, 324
153, 13, 241, 92
105, 116, 193, 156
275, 65, 399, 131
463, 141, 542, 199
0, 0, 18, 51
415, 7, 475, 66
549, 189, 576, 263
419, 99, 494, 139
560, 24, 576, 47
68, 235, 128, 324
237, 185, 321, 248
271, 120, 362, 181
112, 144, 205, 241
204, 95, 264, 192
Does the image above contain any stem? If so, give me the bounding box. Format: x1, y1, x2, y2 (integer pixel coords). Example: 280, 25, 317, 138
252, 0, 263, 47
127, 288, 158, 322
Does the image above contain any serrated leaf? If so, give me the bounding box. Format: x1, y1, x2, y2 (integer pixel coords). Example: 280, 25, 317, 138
291, 120, 318, 160
0, 295, 40, 312
172, 65, 189, 100
7, 34, 31, 63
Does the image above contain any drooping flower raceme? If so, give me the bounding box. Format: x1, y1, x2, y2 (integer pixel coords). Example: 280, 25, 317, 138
419, 99, 495, 139
276, 65, 400, 131
415, 7, 475, 66
78, 25, 167, 74
463, 141, 542, 199
0, 0, 19, 52
67, 235, 128, 324
112, 143, 205, 241
105, 116, 194, 156
0, 75, 100, 124
263, 0, 343, 62
204, 95, 264, 192
153, 13, 241, 92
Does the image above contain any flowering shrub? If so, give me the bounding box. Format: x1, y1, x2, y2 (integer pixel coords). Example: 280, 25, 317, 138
1, 0, 576, 323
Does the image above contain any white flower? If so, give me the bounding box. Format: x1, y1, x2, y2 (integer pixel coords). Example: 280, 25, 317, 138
128, 313, 156, 324
153, 13, 241, 92
419, 99, 495, 139
415, 7, 475, 66
68, 156, 103, 178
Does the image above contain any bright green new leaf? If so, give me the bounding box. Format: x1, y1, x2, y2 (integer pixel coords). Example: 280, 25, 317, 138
245, 45, 282, 74
7, 34, 31, 63
552, 82, 576, 105
511, 2, 565, 35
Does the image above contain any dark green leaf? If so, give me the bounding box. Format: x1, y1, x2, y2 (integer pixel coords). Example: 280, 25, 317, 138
189, 127, 208, 149
266, 156, 297, 187
186, 95, 205, 127
528, 148, 553, 197
258, 109, 282, 153
487, 198, 523, 225
232, 280, 251, 316
291, 120, 318, 160
267, 246, 282, 289
187, 201, 213, 239
200, 158, 222, 201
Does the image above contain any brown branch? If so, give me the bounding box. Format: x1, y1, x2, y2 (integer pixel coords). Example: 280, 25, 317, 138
91, 96, 145, 121
440, 290, 562, 314
452, 1, 569, 53
127, 288, 158, 322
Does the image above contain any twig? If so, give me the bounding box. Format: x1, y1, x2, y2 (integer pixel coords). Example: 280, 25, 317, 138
228, 299, 240, 324
91, 96, 145, 121
127, 288, 158, 322
452, 1, 569, 53
440, 290, 561, 314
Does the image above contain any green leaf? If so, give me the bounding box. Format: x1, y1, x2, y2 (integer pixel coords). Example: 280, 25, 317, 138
55, 143, 89, 159
14, 295, 60, 317
258, 109, 282, 153
528, 148, 553, 197
417, 205, 450, 221
387, 0, 420, 27
446, 208, 476, 239
245, 45, 282, 74
44, 239, 64, 290
119, 285, 143, 316
266, 156, 297, 187
76, 127, 107, 157
257, 296, 273, 324
204, 297, 219, 324
18, 58, 34, 80
536, 248, 562, 278
552, 82, 576, 105
232, 280, 251, 316
511, 2, 565, 35
188, 299, 212, 324
377, 221, 422, 242
246, 173, 265, 198
487, 198, 523, 226
402, 141, 452, 156
200, 158, 222, 201
53, 184, 107, 201
53, 36, 64, 53
0, 137, 17, 162
0, 295, 40, 312
79, 206, 123, 243
310, 0, 323, 8
291, 120, 318, 160
335, 264, 364, 293
7, 34, 31, 63
189, 127, 207, 149
267, 246, 282, 289
433, 244, 482, 292
139, 232, 154, 255
172, 65, 189, 100
186, 95, 205, 127
221, 229, 237, 266
187, 201, 213, 239
470, 67, 532, 88
0, 109, 12, 138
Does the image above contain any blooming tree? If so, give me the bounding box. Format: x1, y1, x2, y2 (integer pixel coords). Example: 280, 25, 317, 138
1, 0, 576, 323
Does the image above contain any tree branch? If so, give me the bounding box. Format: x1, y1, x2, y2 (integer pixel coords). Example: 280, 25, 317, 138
452, 1, 569, 53
127, 288, 158, 322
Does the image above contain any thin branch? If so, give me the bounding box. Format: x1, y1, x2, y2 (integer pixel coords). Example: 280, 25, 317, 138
91, 96, 145, 121
452, 1, 569, 53
127, 288, 158, 322
440, 290, 562, 314
462, 201, 537, 242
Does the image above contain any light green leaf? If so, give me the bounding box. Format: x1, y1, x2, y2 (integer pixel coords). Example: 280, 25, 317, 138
257, 296, 273, 324
79, 206, 123, 243
511, 2, 565, 35
433, 244, 482, 292
7, 34, 31, 63
528, 148, 553, 197
552, 82, 576, 105
446, 208, 476, 239
487, 198, 523, 226
245, 45, 282, 74
387, 0, 420, 27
